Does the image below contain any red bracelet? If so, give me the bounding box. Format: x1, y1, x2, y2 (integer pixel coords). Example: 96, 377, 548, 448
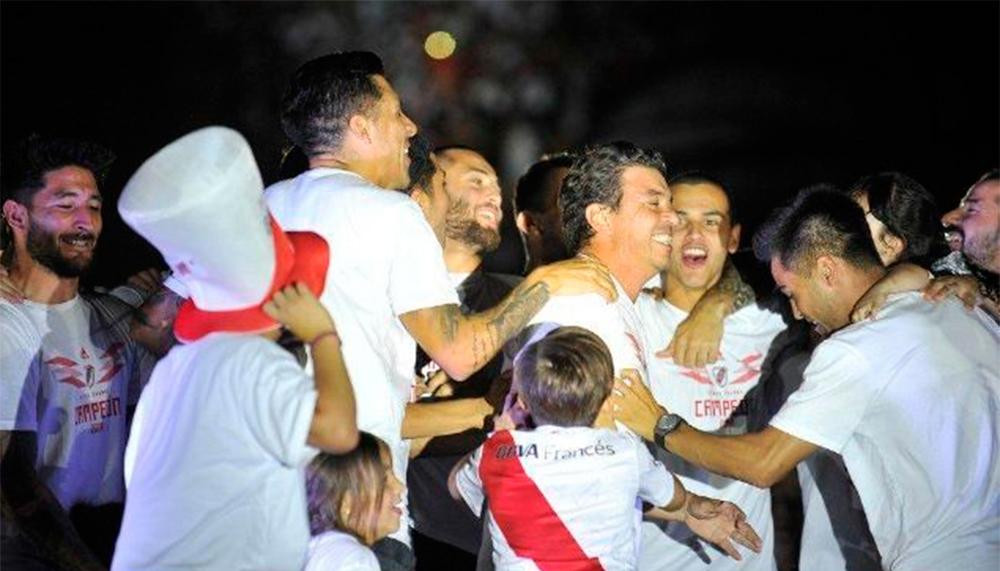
309, 330, 340, 347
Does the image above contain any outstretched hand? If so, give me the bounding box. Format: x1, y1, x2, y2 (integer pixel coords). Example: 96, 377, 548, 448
685, 494, 763, 561
262, 282, 335, 343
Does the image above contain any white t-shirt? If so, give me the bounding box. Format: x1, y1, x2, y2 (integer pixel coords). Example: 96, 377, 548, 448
0, 296, 149, 509
305, 530, 380, 571
637, 296, 784, 570
111, 334, 319, 571
266, 168, 459, 546
456, 426, 675, 570
770, 293, 1000, 571
515, 277, 651, 383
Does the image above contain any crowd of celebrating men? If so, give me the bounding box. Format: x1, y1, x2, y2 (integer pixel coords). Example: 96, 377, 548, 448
1, 50, 997, 571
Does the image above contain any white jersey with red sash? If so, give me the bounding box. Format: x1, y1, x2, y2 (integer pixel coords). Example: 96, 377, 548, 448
456, 426, 675, 570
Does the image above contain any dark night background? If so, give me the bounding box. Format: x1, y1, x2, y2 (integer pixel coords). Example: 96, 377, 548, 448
2, 1, 998, 288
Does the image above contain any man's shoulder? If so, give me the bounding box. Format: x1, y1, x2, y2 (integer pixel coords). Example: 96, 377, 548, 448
266, 169, 409, 207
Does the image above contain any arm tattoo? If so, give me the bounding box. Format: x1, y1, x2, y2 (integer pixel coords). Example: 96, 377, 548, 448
713, 259, 756, 314
436, 304, 462, 343
473, 281, 550, 370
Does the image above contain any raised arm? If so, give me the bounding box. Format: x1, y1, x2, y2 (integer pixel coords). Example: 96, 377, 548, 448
263, 283, 359, 453
659, 259, 755, 367
646, 472, 763, 560
401, 257, 615, 381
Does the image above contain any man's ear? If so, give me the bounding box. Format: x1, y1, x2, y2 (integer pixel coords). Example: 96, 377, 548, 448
584, 203, 611, 236
516, 211, 537, 237
881, 232, 905, 263
815, 255, 838, 287
727, 223, 742, 254
347, 113, 372, 144
2, 200, 28, 233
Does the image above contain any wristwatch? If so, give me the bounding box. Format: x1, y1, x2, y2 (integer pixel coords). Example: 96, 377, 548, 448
653, 412, 684, 449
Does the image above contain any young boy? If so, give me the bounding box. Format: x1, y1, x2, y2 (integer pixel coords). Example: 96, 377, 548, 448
110, 127, 359, 570
449, 326, 761, 569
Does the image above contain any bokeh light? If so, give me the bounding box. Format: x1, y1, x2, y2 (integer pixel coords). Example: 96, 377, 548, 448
424, 31, 456, 60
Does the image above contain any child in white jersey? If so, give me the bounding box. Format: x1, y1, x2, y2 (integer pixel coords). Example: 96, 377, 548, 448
305, 432, 406, 571
449, 326, 762, 570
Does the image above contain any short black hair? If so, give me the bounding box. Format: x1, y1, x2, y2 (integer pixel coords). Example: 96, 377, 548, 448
561, 142, 667, 255
514, 151, 575, 215
2, 134, 115, 207
753, 185, 882, 274
847, 171, 938, 262
668, 170, 740, 224
281, 51, 385, 157
1, 134, 114, 266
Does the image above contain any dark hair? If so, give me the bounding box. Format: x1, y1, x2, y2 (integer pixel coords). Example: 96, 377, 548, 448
514, 151, 576, 214
1, 135, 114, 265
404, 133, 435, 195
669, 170, 740, 224
848, 172, 938, 262
973, 168, 999, 186
281, 51, 385, 157
2, 134, 115, 207
753, 185, 883, 274
560, 142, 668, 255
305, 432, 388, 545
514, 326, 614, 427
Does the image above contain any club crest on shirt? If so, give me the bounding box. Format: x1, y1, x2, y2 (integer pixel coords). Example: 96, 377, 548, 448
679, 352, 763, 388
44, 342, 126, 429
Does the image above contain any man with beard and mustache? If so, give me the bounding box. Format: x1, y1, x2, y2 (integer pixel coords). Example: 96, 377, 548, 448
407, 147, 523, 569
1, 136, 154, 569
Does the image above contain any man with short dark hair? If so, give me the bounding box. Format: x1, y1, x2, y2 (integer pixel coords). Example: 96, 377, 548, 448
514, 152, 575, 272
636, 173, 785, 570
265, 51, 614, 553
614, 187, 1000, 571
1, 135, 153, 569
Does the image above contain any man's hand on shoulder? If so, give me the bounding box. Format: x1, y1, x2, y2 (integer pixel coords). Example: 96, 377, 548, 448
524, 256, 617, 302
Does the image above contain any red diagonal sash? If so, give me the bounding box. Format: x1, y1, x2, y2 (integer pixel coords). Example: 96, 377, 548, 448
480, 431, 603, 571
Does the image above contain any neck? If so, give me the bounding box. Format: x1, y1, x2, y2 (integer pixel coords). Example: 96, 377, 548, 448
443, 239, 483, 274
663, 272, 718, 312
581, 244, 642, 301
309, 153, 384, 189
836, 265, 889, 330
9, 250, 79, 304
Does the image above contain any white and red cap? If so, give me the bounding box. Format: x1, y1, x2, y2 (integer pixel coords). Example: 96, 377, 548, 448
118, 126, 328, 343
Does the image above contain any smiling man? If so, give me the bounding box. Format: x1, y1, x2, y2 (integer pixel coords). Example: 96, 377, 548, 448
636, 174, 785, 570
1, 136, 152, 569
265, 52, 615, 557
614, 187, 1000, 571
510, 142, 679, 397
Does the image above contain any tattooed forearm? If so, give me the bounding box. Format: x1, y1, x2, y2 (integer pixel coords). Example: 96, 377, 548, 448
472, 280, 551, 370
707, 259, 755, 314
436, 304, 462, 343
